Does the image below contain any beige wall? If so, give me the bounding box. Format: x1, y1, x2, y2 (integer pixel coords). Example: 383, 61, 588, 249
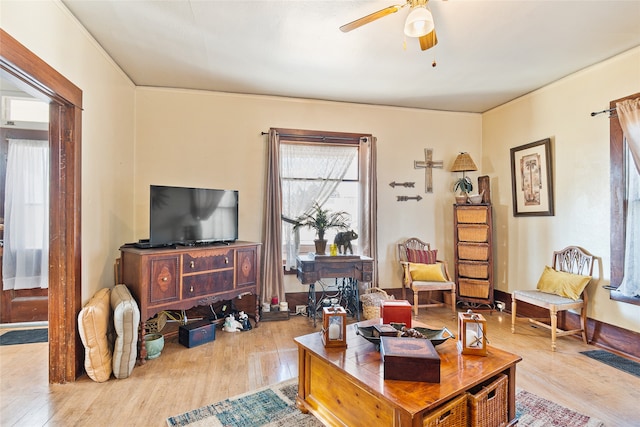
134, 88, 482, 294
3, 0, 637, 334
1, 0, 137, 302
482, 47, 640, 333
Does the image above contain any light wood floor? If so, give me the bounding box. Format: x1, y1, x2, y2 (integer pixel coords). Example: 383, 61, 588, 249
1, 307, 638, 426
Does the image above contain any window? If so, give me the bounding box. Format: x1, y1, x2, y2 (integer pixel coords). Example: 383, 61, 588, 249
610, 93, 640, 305
281, 142, 359, 263
2, 95, 49, 130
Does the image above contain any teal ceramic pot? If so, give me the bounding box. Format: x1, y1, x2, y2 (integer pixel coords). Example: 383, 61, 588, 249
144, 333, 164, 360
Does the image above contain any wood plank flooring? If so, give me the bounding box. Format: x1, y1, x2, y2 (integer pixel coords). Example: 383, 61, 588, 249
1, 307, 638, 426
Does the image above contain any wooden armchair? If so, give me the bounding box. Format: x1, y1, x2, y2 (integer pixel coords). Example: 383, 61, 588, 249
511, 246, 594, 351
398, 238, 457, 316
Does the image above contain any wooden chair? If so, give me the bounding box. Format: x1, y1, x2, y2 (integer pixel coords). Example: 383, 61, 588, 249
398, 238, 457, 316
511, 246, 594, 351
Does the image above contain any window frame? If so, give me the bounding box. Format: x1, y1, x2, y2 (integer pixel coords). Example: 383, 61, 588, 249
609, 93, 640, 306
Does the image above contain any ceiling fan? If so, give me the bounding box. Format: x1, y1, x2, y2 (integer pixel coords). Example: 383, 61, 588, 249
340, 0, 438, 51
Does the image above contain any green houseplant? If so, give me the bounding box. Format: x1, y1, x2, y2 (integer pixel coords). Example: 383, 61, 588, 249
293, 203, 350, 255
453, 176, 473, 203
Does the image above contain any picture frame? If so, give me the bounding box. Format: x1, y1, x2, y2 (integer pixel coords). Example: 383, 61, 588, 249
510, 138, 554, 216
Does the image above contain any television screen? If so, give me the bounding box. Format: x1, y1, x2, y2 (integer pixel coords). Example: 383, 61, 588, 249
149, 185, 238, 246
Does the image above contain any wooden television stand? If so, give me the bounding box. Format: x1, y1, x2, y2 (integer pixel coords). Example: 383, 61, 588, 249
120, 241, 261, 362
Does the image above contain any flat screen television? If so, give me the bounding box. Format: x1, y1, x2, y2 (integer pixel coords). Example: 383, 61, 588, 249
149, 185, 238, 247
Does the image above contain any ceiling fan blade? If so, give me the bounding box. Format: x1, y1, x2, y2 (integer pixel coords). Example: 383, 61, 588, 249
339, 4, 405, 33
419, 29, 438, 51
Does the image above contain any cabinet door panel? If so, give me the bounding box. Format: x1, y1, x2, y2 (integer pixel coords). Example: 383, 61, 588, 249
149, 256, 180, 304
183, 270, 234, 298
236, 248, 256, 287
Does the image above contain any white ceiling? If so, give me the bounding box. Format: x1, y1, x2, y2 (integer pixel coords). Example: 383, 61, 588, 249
61, 0, 640, 113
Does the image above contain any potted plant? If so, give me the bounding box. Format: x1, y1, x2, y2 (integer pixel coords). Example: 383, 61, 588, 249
453, 176, 473, 204
293, 203, 350, 255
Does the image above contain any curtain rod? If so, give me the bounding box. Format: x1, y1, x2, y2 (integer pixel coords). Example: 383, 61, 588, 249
260, 131, 365, 142
590, 107, 617, 117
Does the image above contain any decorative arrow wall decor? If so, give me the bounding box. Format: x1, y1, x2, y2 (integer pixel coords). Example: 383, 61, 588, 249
397, 195, 423, 202
389, 181, 416, 188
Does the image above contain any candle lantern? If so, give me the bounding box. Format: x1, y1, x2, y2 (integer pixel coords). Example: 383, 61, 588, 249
322, 305, 347, 348
457, 310, 487, 356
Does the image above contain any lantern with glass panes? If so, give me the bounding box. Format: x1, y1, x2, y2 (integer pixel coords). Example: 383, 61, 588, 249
322, 305, 347, 348
457, 310, 488, 356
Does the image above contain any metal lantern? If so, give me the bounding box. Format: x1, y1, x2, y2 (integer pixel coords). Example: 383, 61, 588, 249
457, 310, 487, 356
322, 305, 348, 348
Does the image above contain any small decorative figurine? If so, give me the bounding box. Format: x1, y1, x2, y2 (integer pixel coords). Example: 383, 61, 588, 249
238, 311, 252, 331
223, 314, 243, 333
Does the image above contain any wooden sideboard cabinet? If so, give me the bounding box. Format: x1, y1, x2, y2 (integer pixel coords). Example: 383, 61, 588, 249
120, 241, 261, 359
453, 204, 494, 308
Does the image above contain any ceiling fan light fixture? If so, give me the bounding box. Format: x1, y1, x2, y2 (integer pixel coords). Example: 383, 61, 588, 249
404, 6, 434, 38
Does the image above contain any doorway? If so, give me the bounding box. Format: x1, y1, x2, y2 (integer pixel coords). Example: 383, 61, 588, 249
1, 29, 83, 383
0, 86, 50, 323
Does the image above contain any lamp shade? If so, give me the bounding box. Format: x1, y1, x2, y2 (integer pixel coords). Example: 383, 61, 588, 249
404, 7, 435, 38
451, 152, 478, 172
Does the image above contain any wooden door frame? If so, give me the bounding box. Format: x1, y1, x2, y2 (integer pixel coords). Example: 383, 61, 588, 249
1, 29, 83, 383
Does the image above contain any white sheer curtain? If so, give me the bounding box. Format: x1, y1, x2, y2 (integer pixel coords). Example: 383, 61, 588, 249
281, 143, 357, 269
616, 98, 640, 297
3, 139, 49, 290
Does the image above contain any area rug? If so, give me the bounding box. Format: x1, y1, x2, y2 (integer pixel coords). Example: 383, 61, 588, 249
166, 378, 322, 427
581, 349, 640, 378
0, 328, 48, 345
516, 389, 604, 427
168, 378, 604, 427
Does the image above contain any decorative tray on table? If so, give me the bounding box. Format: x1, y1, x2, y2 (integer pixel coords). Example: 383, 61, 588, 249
355, 323, 454, 349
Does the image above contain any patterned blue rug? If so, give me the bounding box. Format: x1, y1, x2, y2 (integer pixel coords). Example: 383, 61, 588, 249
168, 378, 604, 427
166, 379, 322, 427
0, 329, 48, 345
581, 349, 640, 378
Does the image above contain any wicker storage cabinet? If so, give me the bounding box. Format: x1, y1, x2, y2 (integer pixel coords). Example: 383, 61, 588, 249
467, 374, 508, 427
423, 393, 468, 427
454, 204, 494, 307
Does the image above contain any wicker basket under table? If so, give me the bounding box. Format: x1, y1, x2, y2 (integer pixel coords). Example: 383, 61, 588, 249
422, 393, 468, 427
467, 373, 508, 427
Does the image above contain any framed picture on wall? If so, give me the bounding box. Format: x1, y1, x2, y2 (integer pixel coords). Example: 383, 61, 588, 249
510, 138, 554, 216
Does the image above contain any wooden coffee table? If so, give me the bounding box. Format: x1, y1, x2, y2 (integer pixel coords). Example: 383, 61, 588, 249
295, 318, 522, 427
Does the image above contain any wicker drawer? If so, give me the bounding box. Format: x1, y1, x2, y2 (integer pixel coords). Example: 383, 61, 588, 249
458, 279, 491, 299
458, 243, 489, 261
423, 393, 468, 427
456, 206, 488, 224
457, 225, 489, 242
459, 261, 489, 279
467, 374, 508, 427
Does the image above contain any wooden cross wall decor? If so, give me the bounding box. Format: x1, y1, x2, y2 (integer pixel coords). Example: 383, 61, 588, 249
414, 148, 443, 193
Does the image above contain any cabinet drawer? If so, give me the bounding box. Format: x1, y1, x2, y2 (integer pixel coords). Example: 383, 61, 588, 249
458, 279, 490, 299
183, 249, 234, 272
149, 256, 180, 304
458, 243, 489, 261
183, 270, 234, 298
456, 206, 488, 224
457, 225, 489, 242
459, 261, 489, 279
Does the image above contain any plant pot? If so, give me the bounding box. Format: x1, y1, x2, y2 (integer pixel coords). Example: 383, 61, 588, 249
455, 195, 468, 204
314, 239, 328, 255
144, 333, 165, 360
